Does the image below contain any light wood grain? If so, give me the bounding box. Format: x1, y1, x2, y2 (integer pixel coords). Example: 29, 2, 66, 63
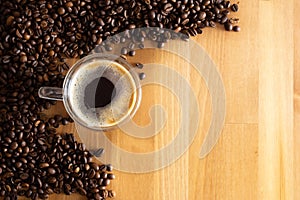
25, 0, 297, 199
294, 0, 300, 200
258, 1, 294, 200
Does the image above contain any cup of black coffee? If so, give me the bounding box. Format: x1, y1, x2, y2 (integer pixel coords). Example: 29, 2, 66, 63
38, 54, 142, 130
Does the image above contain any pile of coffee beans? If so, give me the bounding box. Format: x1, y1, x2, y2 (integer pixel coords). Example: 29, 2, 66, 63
0, 0, 239, 199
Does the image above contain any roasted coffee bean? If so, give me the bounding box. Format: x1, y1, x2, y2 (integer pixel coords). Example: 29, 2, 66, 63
47, 168, 56, 175
164, 3, 173, 13
10, 142, 18, 150
54, 115, 63, 122
39, 162, 49, 168
199, 12, 206, 20
139, 72, 146, 80
61, 118, 69, 125
224, 22, 233, 31
128, 50, 136, 56
58, 7, 65, 15
158, 42, 165, 48
20, 173, 29, 180
20, 55, 28, 63
128, 42, 135, 50
107, 173, 116, 180
224, 1, 231, 8
108, 190, 116, 198
135, 63, 144, 69
209, 21, 216, 28
149, 10, 156, 19
221, 16, 228, 24
231, 3, 239, 12
121, 47, 128, 55
88, 169, 96, 178
233, 25, 241, 32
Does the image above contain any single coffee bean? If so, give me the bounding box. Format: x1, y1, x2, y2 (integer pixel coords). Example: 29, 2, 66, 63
10, 142, 18, 150
128, 50, 136, 56
107, 173, 115, 180
221, 16, 228, 24
209, 21, 216, 28
231, 3, 239, 12
135, 63, 144, 69
88, 169, 96, 178
103, 179, 110, 186
139, 72, 146, 80
203, 0, 211, 6
199, 12, 206, 20
66, 2, 74, 7
224, 23, 233, 31
47, 168, 56, 175
39, 162, 49, 168
106, 164, 113, 172
108, 190, 116, 198
20, 173, 29, 180
233, 26, 241, 32
55, 38, 62, 46
224, 1, 231, 8
164, 3, 173, 13
61, 118, 69, 125
54, 115, 63, 122
94, 171, 101, 179
47, 177, 56, 184
20, 55, 28, 63
138, 43, 145, 49
121, 47, 128, 55
158, 42, 165, 48
58, 7, 66, 15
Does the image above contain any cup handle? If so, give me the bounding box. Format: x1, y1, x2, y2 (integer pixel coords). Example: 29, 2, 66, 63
38, 87, 63, 101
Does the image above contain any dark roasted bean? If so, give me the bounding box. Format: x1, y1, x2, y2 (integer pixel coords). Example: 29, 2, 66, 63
139, 72, 146, 80
224, 22, 233, 31
135, 63, 144, 69
233, 25, 241, 32
128, 50, 136, 56
231, 3, 239, 12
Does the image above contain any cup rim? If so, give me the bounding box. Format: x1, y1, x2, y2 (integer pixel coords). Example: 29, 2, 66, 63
62, 53, 142, 131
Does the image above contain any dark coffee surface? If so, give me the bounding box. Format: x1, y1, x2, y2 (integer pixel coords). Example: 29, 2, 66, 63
84, 77, 116, 108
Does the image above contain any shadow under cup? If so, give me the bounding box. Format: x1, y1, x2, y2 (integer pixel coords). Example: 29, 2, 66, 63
63, 54, 142, 131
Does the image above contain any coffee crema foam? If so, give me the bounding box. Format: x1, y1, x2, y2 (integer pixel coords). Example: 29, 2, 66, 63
68, 59, 137, 128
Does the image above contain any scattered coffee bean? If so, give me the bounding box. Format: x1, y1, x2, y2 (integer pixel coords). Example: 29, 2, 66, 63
61, 118, 69, 125
139, 72, 146, 80
233, 26, 241, 32
231, 4, 239, 12
106, 164, 113, 172
108, 190, 116, 198
224, 23, 233, 31
135, 63, 144, 69
158, 42, 165, 48
128, 50, 136, 56
91, 148, 105, 157
121, 47, 128, 55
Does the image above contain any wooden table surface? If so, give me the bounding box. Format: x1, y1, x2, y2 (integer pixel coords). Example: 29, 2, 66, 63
43, 0, 299, 199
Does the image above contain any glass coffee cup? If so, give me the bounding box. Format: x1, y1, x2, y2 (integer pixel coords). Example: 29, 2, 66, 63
38, 54, 142, 131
